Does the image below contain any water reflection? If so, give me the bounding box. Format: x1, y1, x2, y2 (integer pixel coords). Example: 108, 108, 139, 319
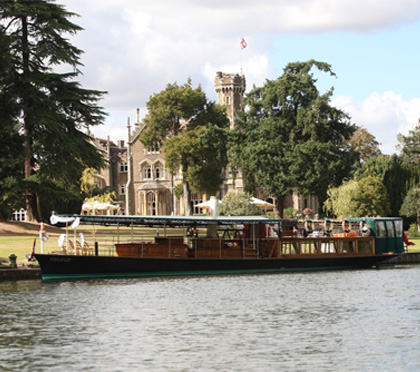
1, 267, 420, 371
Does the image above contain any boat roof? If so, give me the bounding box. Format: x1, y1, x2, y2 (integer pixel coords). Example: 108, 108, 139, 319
56, 214, 291, 227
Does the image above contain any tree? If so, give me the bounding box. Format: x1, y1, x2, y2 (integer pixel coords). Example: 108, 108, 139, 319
324, 176, 390, 218
400, 188, 420, 231
0, 0, 106, 221
324, 179, 359, 219
141, 81, 229, 215
0, 27, 24, 220
219, 192, 263, 216
232, 60, 356, 217
354, 176, 390, 217
356, 154, 415, 216
397, 120, 420, 166
349, 126, 381, 165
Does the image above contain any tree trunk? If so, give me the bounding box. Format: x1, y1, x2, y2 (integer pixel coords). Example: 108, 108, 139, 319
276, 195, 285, 218
183, 180, 192, 216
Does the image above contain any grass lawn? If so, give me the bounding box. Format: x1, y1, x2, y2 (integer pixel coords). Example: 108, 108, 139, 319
0, 225, 186, 265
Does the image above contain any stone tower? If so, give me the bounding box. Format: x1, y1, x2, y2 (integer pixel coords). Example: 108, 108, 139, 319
214, 72, 246, 128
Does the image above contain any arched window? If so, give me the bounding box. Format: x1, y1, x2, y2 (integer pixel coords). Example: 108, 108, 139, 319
147, 192, 156, 215
154, 161, 163, 179
141, 163, 152, 180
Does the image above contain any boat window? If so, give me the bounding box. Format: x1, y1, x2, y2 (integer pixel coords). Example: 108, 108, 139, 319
386, 221, 395, 237
394, 220, 403, 237
375, 221, 387, 238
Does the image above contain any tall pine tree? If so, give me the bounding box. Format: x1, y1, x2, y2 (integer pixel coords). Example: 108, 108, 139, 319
0, 0, 106, 221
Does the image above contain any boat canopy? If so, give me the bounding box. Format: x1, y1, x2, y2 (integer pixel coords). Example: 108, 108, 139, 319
54, 214, 295, 228
348, 217, 404, 254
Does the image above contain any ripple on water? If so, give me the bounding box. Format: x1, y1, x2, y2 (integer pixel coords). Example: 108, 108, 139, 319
0, 267, 420, 372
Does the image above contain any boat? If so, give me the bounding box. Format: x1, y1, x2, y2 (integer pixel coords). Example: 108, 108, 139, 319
35, 215, 404, 281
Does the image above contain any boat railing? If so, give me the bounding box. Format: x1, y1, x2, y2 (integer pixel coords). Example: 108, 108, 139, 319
109, 235, 375, 259
57, 234, 376, 259
259, 236, 375, 258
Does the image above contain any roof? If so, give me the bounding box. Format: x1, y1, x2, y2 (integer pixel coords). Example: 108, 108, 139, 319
57, 214, 291, 227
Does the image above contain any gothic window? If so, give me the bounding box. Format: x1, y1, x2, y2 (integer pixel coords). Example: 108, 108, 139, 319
141, 163, 152, 180
146, 142, 161, 154
154, 161, 163, 179
147, 192, 156, 215
226, 96, 230, 105
120, 184, 125, 195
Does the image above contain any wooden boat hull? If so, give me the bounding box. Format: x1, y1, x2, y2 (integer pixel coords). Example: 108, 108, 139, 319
34, 253, 398, 281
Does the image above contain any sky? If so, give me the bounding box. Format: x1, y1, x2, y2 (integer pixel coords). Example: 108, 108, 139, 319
60, 0, 420, 155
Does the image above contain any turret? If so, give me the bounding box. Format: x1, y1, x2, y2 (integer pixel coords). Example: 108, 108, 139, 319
215, 72, 246, 128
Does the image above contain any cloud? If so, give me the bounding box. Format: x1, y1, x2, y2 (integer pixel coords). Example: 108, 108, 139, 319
332, 92, 420, 154
61, 0, 420, 144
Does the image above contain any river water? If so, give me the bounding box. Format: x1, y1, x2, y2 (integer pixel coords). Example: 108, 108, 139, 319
1, 266, 419, 372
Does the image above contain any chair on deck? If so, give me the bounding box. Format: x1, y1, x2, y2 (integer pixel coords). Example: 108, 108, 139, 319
76, 233, 93, 255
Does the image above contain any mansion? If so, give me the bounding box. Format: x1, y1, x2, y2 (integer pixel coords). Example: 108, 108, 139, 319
92, 71, 319, 217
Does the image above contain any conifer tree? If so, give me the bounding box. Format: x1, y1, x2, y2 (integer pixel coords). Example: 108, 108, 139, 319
0, 0, 106, 221
232, 60, 356, 217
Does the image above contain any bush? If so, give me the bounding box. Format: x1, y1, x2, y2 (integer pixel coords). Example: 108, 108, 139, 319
283, 207, 298, 218
407, 223, 420, 238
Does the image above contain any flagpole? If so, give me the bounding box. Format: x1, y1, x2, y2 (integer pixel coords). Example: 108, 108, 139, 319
240, 48, 243, 75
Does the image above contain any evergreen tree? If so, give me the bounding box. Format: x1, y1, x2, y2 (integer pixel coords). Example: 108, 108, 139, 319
0, 27, 24, 219
0, 0, 106, 221
400, 188, 420, 232
232, 60, 356, 217
397, 120, 420, 166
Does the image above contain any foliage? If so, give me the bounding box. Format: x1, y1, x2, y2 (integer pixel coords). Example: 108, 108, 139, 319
397, 120, 420, 166
357, 154, 418, 216
400, 188, 420, 232
165, 124, 228, 196
324, 179, 359, 218
84, 192, 115, 204
283, 207, 298, 218
0, 27, 24, 219
408, 223, 420, 238
325, 176, 390, 218
219, 192, 263, 216
141, 81, 229, 215
231, 60, 356, 217
141, 80, 207, 144
80, 167, 115, 207
349, 126, 381, 165
354, 176, 390, 217
0, 0, 106, 221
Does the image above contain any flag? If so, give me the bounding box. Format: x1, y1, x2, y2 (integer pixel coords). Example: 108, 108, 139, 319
71, 216, 80, 229
240, 38, 247, 49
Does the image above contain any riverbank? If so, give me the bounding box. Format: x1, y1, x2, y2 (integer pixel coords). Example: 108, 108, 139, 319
0, 265, 41, 280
